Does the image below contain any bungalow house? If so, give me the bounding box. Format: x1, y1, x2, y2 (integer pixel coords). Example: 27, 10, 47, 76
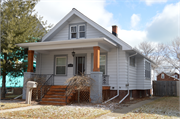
157, 72, 179, 81
17, 8, 155, 105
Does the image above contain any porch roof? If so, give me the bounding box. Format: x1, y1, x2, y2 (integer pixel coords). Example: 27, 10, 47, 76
16, 38, 117, 52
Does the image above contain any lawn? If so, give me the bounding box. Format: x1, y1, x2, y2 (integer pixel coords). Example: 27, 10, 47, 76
0, 102, 30, 110
0, 106, 110, 119
118, 97, 180, 119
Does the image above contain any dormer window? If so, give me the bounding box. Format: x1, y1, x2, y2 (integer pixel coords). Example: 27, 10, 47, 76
79, 25, 85, 38
70, 24, 86, 39
161, 74, 164, 79
175, 75, 178, 79
70, 25, 77, 39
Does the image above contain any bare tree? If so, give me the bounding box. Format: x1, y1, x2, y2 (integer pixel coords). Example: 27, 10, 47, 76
165, 38, 180, 75
135, 41, 166, 68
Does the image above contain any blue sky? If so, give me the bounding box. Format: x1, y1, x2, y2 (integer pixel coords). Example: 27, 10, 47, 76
35, 0, 180, 47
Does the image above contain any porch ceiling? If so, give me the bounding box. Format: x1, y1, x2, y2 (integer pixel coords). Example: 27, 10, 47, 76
16, 38, 117, 52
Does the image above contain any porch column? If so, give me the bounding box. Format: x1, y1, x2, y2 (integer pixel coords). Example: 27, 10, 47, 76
27, 50, 34, 72
90, 46, 102, 103
93, 46, 100, 72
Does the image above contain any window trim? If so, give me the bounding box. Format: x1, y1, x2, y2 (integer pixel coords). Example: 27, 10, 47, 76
69, 23, 87, 39
91, 53, 108, 75
145, 60, 151, 80
130, 56, 135, 67
70, 25, 77, 39
161, 74, 165, 79
54, 55, 68, 76
78, 24, 86, 38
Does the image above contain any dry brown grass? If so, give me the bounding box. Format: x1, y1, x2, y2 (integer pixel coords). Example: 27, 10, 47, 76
118, 97, 180, 119
0, 103, 30, 110
0, 105, 110, 119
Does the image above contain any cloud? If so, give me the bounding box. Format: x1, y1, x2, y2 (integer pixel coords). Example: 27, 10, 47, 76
35, 0, 116, 28
146, 2, 180, 43
142, 0, 168, 6
118, 28, 146, 47
131, 14, 140, 28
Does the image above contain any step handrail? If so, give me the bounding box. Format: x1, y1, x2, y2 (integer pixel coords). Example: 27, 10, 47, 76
40, 74, 54, 101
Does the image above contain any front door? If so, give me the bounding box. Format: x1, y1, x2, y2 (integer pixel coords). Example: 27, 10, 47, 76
75, 56, 85, 75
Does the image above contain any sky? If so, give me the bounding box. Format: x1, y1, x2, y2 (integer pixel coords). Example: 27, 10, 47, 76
35, 0, 180, 47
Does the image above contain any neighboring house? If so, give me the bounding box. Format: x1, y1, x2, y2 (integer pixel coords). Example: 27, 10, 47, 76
17, 8, 155, 104
157, 72, 179, 81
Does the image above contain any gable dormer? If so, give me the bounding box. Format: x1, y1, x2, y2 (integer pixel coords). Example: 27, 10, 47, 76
42, 8, 132, 50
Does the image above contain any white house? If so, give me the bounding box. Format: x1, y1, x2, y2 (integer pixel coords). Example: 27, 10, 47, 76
17, 8, 155, 105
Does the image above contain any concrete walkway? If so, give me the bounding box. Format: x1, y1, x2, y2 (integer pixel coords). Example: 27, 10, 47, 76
96, 97, 160, 119
0, 105, 44, 113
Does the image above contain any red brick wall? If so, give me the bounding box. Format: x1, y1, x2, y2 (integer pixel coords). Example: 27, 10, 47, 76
157, 73, 179, 81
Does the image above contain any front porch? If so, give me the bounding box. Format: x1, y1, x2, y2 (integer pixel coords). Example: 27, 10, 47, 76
18, 38, 116, 104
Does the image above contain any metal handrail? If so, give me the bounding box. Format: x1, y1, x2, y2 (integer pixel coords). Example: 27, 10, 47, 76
40, 74, 54, 101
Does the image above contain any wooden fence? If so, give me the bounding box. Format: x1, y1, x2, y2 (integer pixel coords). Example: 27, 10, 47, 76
153, 81, 178, 96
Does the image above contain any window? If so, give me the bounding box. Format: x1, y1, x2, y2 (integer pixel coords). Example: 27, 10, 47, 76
55, 56, 67, 75
79, 25, 85, 38
145, 61, 151, 79
92, 54, 107, 74
130, 90, 132, 98
130, 56, 135, 67
161, 74, 164, 79
175, 75, 178, 79
70, 25, 77, 39
70, 24, 86, 39
100, 55, 106, 74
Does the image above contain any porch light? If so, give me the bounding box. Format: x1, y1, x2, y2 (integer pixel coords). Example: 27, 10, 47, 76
72, 49, 75, 57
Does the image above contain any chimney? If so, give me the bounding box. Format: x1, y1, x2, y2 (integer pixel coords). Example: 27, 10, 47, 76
112, 25, 118, 37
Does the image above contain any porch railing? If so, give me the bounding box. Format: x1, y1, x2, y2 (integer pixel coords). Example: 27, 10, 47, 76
40, 74, 54, 100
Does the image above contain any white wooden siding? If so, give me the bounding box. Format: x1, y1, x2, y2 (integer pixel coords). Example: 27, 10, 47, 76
136, 57, 145, 89
50, 16, 112, 41
36, 48, 151, 90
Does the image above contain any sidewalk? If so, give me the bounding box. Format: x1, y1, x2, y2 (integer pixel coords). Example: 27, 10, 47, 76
0, 105, 44, 113
96, 97, 160, 119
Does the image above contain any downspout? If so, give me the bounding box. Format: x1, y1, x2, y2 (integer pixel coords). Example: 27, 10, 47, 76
104, 46, 119, 103
119, 52, 137, 103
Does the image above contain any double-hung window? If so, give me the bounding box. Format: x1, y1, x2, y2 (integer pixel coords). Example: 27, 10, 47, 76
70, 25, 77, 39
70, 24, 85, 39
55, 56, 67, 75
130, 56, 135, 67
100, 55, 106, 74
145, 61, 151, 79
79, 24, 85, 38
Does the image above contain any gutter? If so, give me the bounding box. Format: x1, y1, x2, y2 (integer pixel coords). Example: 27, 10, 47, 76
104, 47, 119, 103
119, 52, 137, 104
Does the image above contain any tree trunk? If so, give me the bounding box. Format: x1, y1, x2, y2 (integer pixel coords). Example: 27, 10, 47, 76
1, 74, 6, 98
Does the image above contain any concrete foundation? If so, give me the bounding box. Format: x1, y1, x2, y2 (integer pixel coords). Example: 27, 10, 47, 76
90, 72, 103, 103
22, 72, 33, 99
